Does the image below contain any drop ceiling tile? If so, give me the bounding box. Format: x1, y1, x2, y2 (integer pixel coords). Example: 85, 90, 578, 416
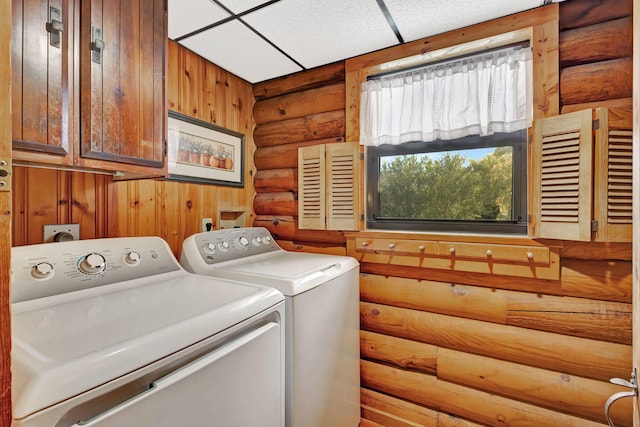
217, 0, 274, 14
179, 20, 303, 83
385, 0, 543, 43
168, 0, 231, 39
243, 0, 399, 69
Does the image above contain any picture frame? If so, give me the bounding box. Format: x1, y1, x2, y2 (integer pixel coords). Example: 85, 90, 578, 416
167, 111, 244, 187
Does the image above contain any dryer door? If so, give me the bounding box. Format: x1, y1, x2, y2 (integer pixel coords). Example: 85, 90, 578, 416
71, 322, 283, 427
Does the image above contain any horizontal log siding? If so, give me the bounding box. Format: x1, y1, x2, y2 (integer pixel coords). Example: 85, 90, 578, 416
252, 1, 633, 426
252, 63, 348, 248
559, 0, 633, 111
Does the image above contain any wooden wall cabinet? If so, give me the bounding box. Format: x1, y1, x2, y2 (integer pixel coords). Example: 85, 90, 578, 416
11, 0, 167, 176
298, 142, 360, 231
11, 0, 74, 166
532, 107, 632, 242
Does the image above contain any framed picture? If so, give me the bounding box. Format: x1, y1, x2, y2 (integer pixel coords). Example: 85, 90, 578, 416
167, 111, 244, 187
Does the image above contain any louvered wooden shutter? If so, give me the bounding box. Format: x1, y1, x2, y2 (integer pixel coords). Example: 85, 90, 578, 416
326, 143, 360, 231
532, 109, 593, 241
594, 107, 633, 242
298, 143, 360, 230
298, 144, 325, 229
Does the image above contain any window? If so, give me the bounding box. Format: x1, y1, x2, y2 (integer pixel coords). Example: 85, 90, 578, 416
361, 44, 532, 234
366, 130, 527, 234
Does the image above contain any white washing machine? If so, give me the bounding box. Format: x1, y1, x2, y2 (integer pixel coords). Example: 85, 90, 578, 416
180, 227, 360, 427
11, 236, 285, 427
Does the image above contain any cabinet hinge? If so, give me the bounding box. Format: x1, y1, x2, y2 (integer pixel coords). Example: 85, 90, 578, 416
359, 152, 364, 160
591, 220, 598, 232
164, 139, 168, 157
360, 214, 365, 221
593, 119, 600, 130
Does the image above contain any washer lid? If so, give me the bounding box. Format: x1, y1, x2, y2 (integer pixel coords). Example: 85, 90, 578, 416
211, 252, 359, 296
11, 271, 283, 420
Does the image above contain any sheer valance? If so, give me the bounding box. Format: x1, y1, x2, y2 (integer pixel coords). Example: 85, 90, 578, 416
360, 47, 533, 146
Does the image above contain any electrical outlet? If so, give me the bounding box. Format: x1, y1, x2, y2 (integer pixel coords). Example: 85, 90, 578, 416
43, 224, 80, 242
201, 218, 213, 232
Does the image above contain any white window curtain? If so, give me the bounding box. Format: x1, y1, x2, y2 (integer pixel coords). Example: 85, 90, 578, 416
360, 47, 533, 146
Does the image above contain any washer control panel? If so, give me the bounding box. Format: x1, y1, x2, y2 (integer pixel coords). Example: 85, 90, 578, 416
11, 236, 180, 303
189, 227, 282, 265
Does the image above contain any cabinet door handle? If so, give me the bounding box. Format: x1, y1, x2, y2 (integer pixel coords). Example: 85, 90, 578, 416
46, 6, 64, 48
91, 26, 105, 64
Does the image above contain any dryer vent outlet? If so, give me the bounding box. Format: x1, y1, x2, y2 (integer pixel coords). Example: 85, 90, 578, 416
43, 224, 80, 243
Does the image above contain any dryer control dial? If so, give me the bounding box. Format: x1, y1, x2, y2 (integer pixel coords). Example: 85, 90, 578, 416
124, 251, 141, 266
218, 241, 230, 252
31, 262, 54, 280
237, 237, 249, 249
79, 253, 107, 275
203, 242, 216, 254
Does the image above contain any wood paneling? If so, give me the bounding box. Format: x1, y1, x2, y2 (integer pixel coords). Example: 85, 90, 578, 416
1, 0, 12, 421
633, 0, 640, 422
11, 168, 110, 244
108, 41, 256, 257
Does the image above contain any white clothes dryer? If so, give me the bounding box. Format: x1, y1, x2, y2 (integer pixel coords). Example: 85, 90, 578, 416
181, 227, 360, 427
11, 236, 285, 427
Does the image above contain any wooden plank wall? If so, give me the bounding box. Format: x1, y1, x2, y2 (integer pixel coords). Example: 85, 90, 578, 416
108, 41, 255, 258
12, 41, 256, 259
1, 0, 12, 422
252, 0, 634, 426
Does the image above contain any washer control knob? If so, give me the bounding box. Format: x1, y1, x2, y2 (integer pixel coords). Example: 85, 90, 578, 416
79, 253, 106, 275
124, 251, 141, 265
218, 241, 230, 251
263, 235, 272, 243
252, 237, 262, 246
238, 237, 249, 248
203, 242, 216, 254
31, 262, 54, 279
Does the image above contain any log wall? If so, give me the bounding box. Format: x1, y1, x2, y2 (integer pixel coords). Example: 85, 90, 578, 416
252, 0, 634, 425
253, 62, 349, 253
12, 41, 256, 259
559, 0, 634, 111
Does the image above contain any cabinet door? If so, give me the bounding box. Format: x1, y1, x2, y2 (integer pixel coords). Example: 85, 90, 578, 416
78, 0, 166, 174
12, 0, 73, 165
